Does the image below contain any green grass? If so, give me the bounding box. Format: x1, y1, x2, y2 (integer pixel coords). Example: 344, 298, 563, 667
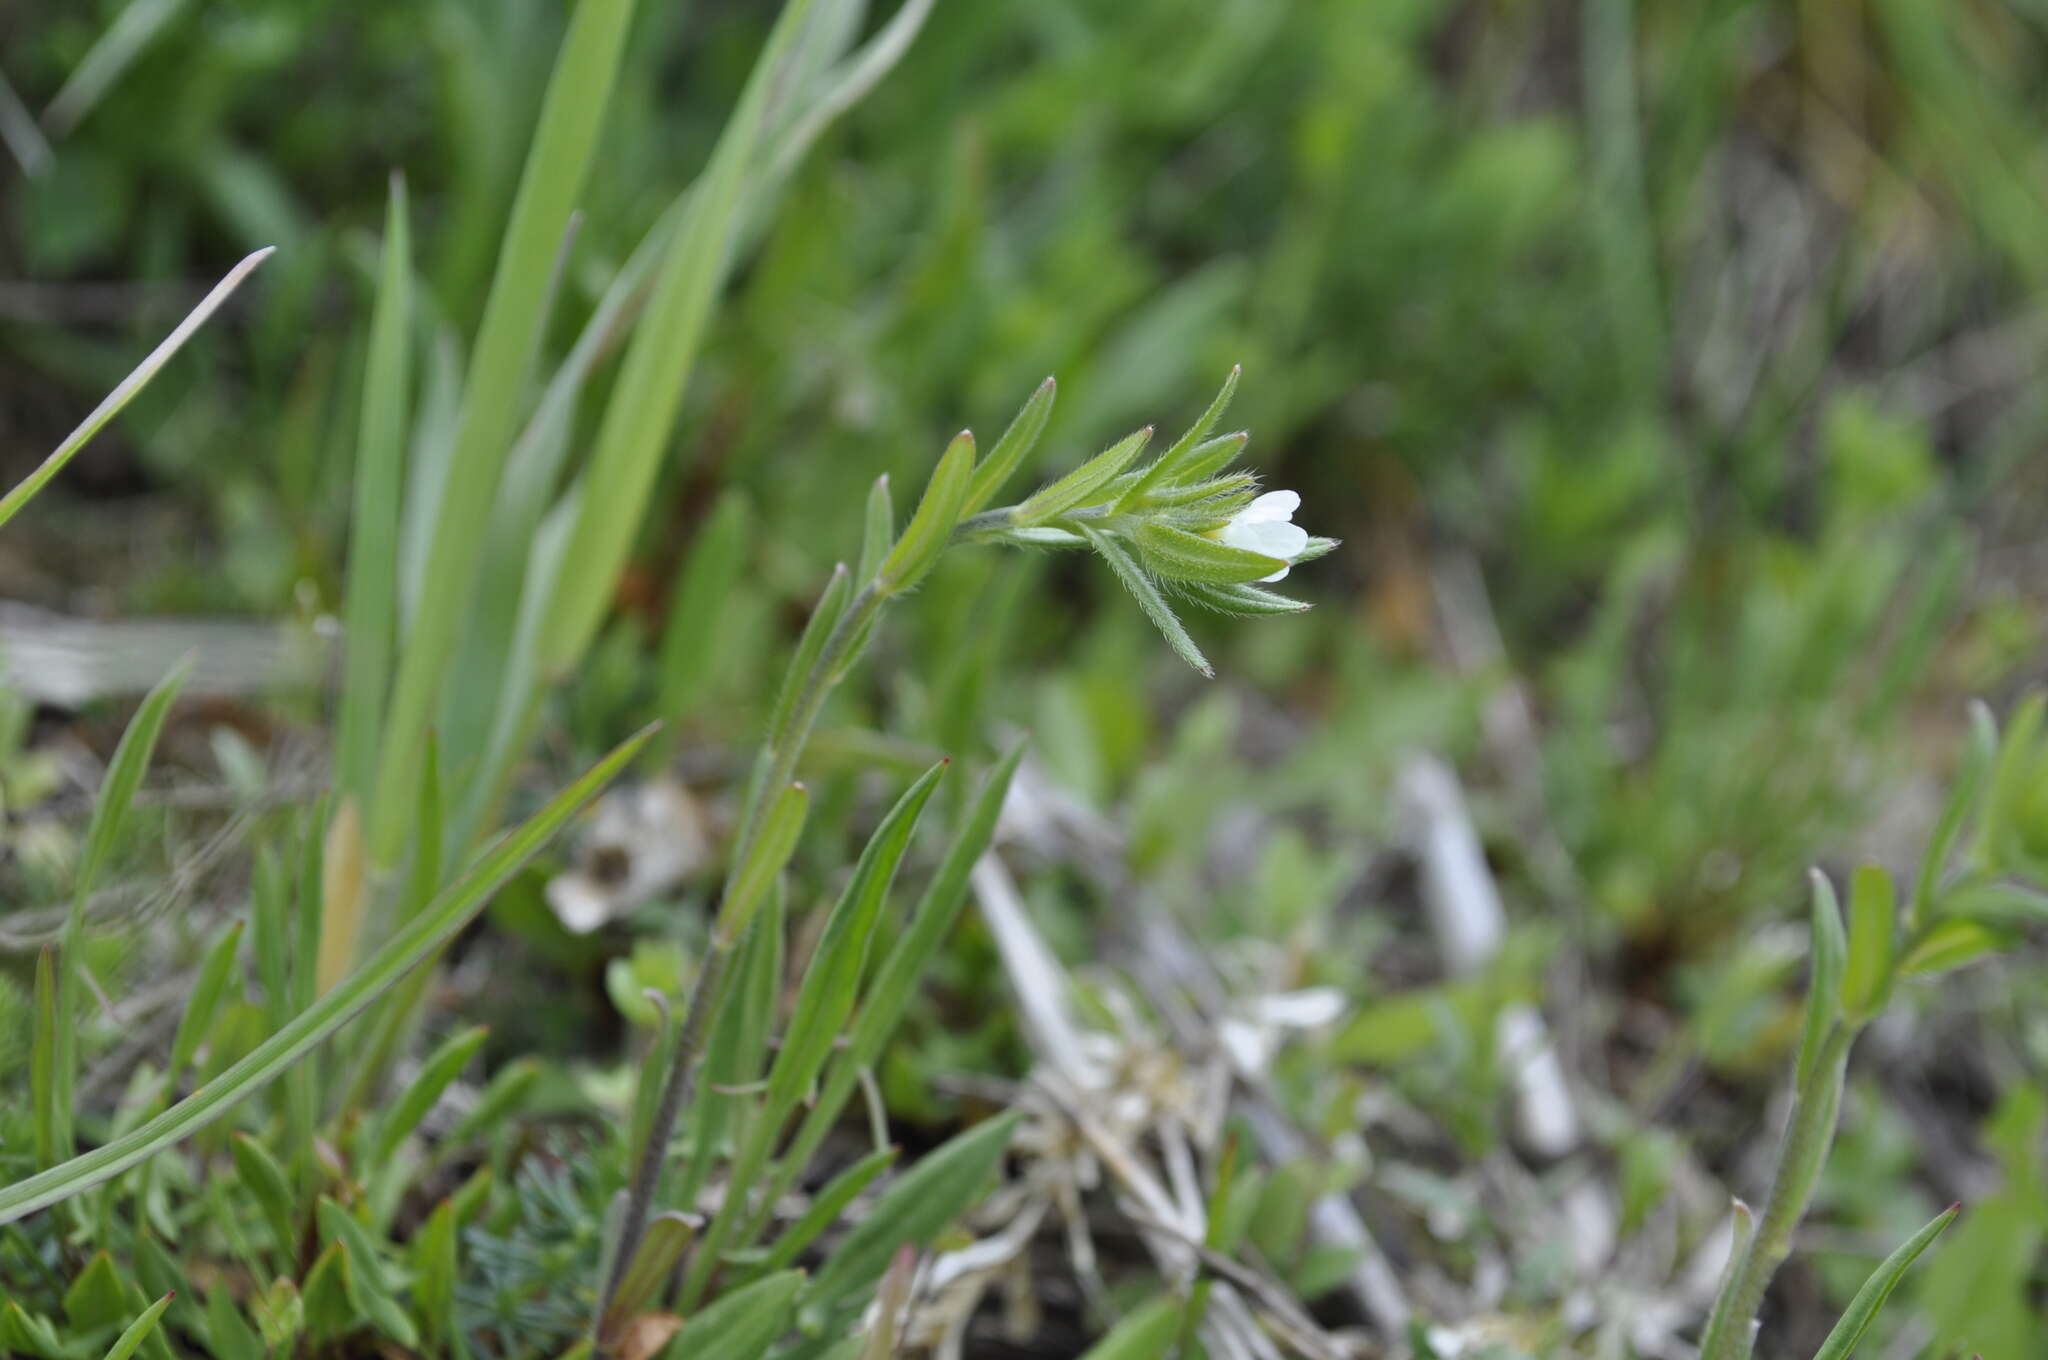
4, 1, 2048, 1356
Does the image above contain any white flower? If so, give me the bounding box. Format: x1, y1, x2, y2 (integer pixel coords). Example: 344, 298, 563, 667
1217, 489, 1308, 581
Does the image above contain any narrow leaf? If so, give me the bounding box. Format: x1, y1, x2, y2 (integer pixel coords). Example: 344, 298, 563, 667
1841, 865, 1897, 1022
0, 250, 271, 531
98, 1293, 174, 1360
1078, 1294, 1182, 1360
760, 1145, 897, 1273
960, 376, 1056, 517
1116, 363, 1239, 508
368, 1023, 488, 1167
1014, 426, 1152, 526
57, 658, 190, 1154
1132, 520, 1287, 585
1079, 524, 1211, 677
879, 430, 974, 592
169, 921, 243, 1081
719, 782, 808, 946
334, 174, 413, 809
1809, 1204, 1958, 1360
0, 726, 655, 1224
801, 1112, 1019, 1319
369, 0, 639, 864
1798, 870, 1848, 1090
856, 475, 894, 584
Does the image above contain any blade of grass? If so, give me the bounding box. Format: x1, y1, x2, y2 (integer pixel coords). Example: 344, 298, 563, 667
535, 0, 822, 676
368, 0, 639, 865
0, 251, 271, 531
55, 659, 189, 1158
334, 174, 414, 809
0, 725, 654, 1225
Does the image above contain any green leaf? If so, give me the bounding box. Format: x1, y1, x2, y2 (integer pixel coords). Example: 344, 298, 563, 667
98, 1293, 174, 1360
1841, 865, 1897, 1022
1078, 523, 1211, 677
411, 1199, 458, 1351
169, 921, 243, 1082
1116, 364, 1240, 508
1798, 869, 1848, 1089
1178, 580, 1311, 616
857, 475, 895, 585
1015, 425, 1152, 526
369, 1023, 487, 1167
0, 726, 654, 1225
1156, 430, 1249, 487
1810, 1203, 1958, 1360
1898, 916, 2008, 978
334, 173, 413, 809
1940, 878, 2048, 925
0, 1300, 63, 1359
536, 0, 822, 675
57, 657, 190, 1155
299, 1243, 352, 1343
1911, 701, 1995, 928
368, 0, 639, 864
670, 1271, 804, 1360
690, 764, 945, 1289
1078, 1295, 1183, 1360
800, 1112, 1019, 1321
768, 565, 853, 746
229, 1133, 296, 1260
601, 1210, 698, 1325
317, 1199, 417, 1347
204, 1288, 265, 1360
31, 948, 56, 1168
742, 746, 1022, 1248
768, 760, 946, 1117
719, 781, 809, 946
760, 1145, 898, 1274
1132, 520, 1288, 585
961, 375, 1056, 517
879, 429, 975, 592
684, 882, 785, 1209
0, 249, 271, 532
1975, 689, 2045, 875
65, 1251, 129, 1331
655, 490, 753, 735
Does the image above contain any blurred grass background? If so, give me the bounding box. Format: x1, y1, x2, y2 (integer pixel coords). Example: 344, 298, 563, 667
4, 0, 2048, 1353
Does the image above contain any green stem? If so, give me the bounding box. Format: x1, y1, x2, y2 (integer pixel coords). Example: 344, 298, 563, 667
1700, 1024, 1855, 1360
597, 575, 891, 1327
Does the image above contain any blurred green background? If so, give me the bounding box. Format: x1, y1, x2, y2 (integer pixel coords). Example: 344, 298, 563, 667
4, 0, 2047, 1353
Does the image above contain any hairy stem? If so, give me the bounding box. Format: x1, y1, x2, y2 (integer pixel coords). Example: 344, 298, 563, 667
597, 577, 890, 1326
1700, 1024, 1855, 1360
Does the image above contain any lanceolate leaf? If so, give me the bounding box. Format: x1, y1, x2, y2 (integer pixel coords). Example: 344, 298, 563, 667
961, 376, 1056, 517
0, 726, 654, 1225
1079, 524, 1211, 677
0, 250, 272, 532
880, 430, 975, 592
800, 1111, 1020, 1320
1116, 363, 1239, 509
56, 658, 190, 1156
1132, 520, 1287, 585
1809, 1204, 1958, 1360
1015, 426, 1152, 525
669, 1270, 805, 1360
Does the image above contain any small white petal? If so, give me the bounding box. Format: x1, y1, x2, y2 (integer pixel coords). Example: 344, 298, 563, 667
1252, 987, 1347, 1029
1241, 489, 1300, 523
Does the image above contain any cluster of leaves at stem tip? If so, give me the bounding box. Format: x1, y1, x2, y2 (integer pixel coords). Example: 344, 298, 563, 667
1696, 694, 2048, 1360
948, 365, 1336, 677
